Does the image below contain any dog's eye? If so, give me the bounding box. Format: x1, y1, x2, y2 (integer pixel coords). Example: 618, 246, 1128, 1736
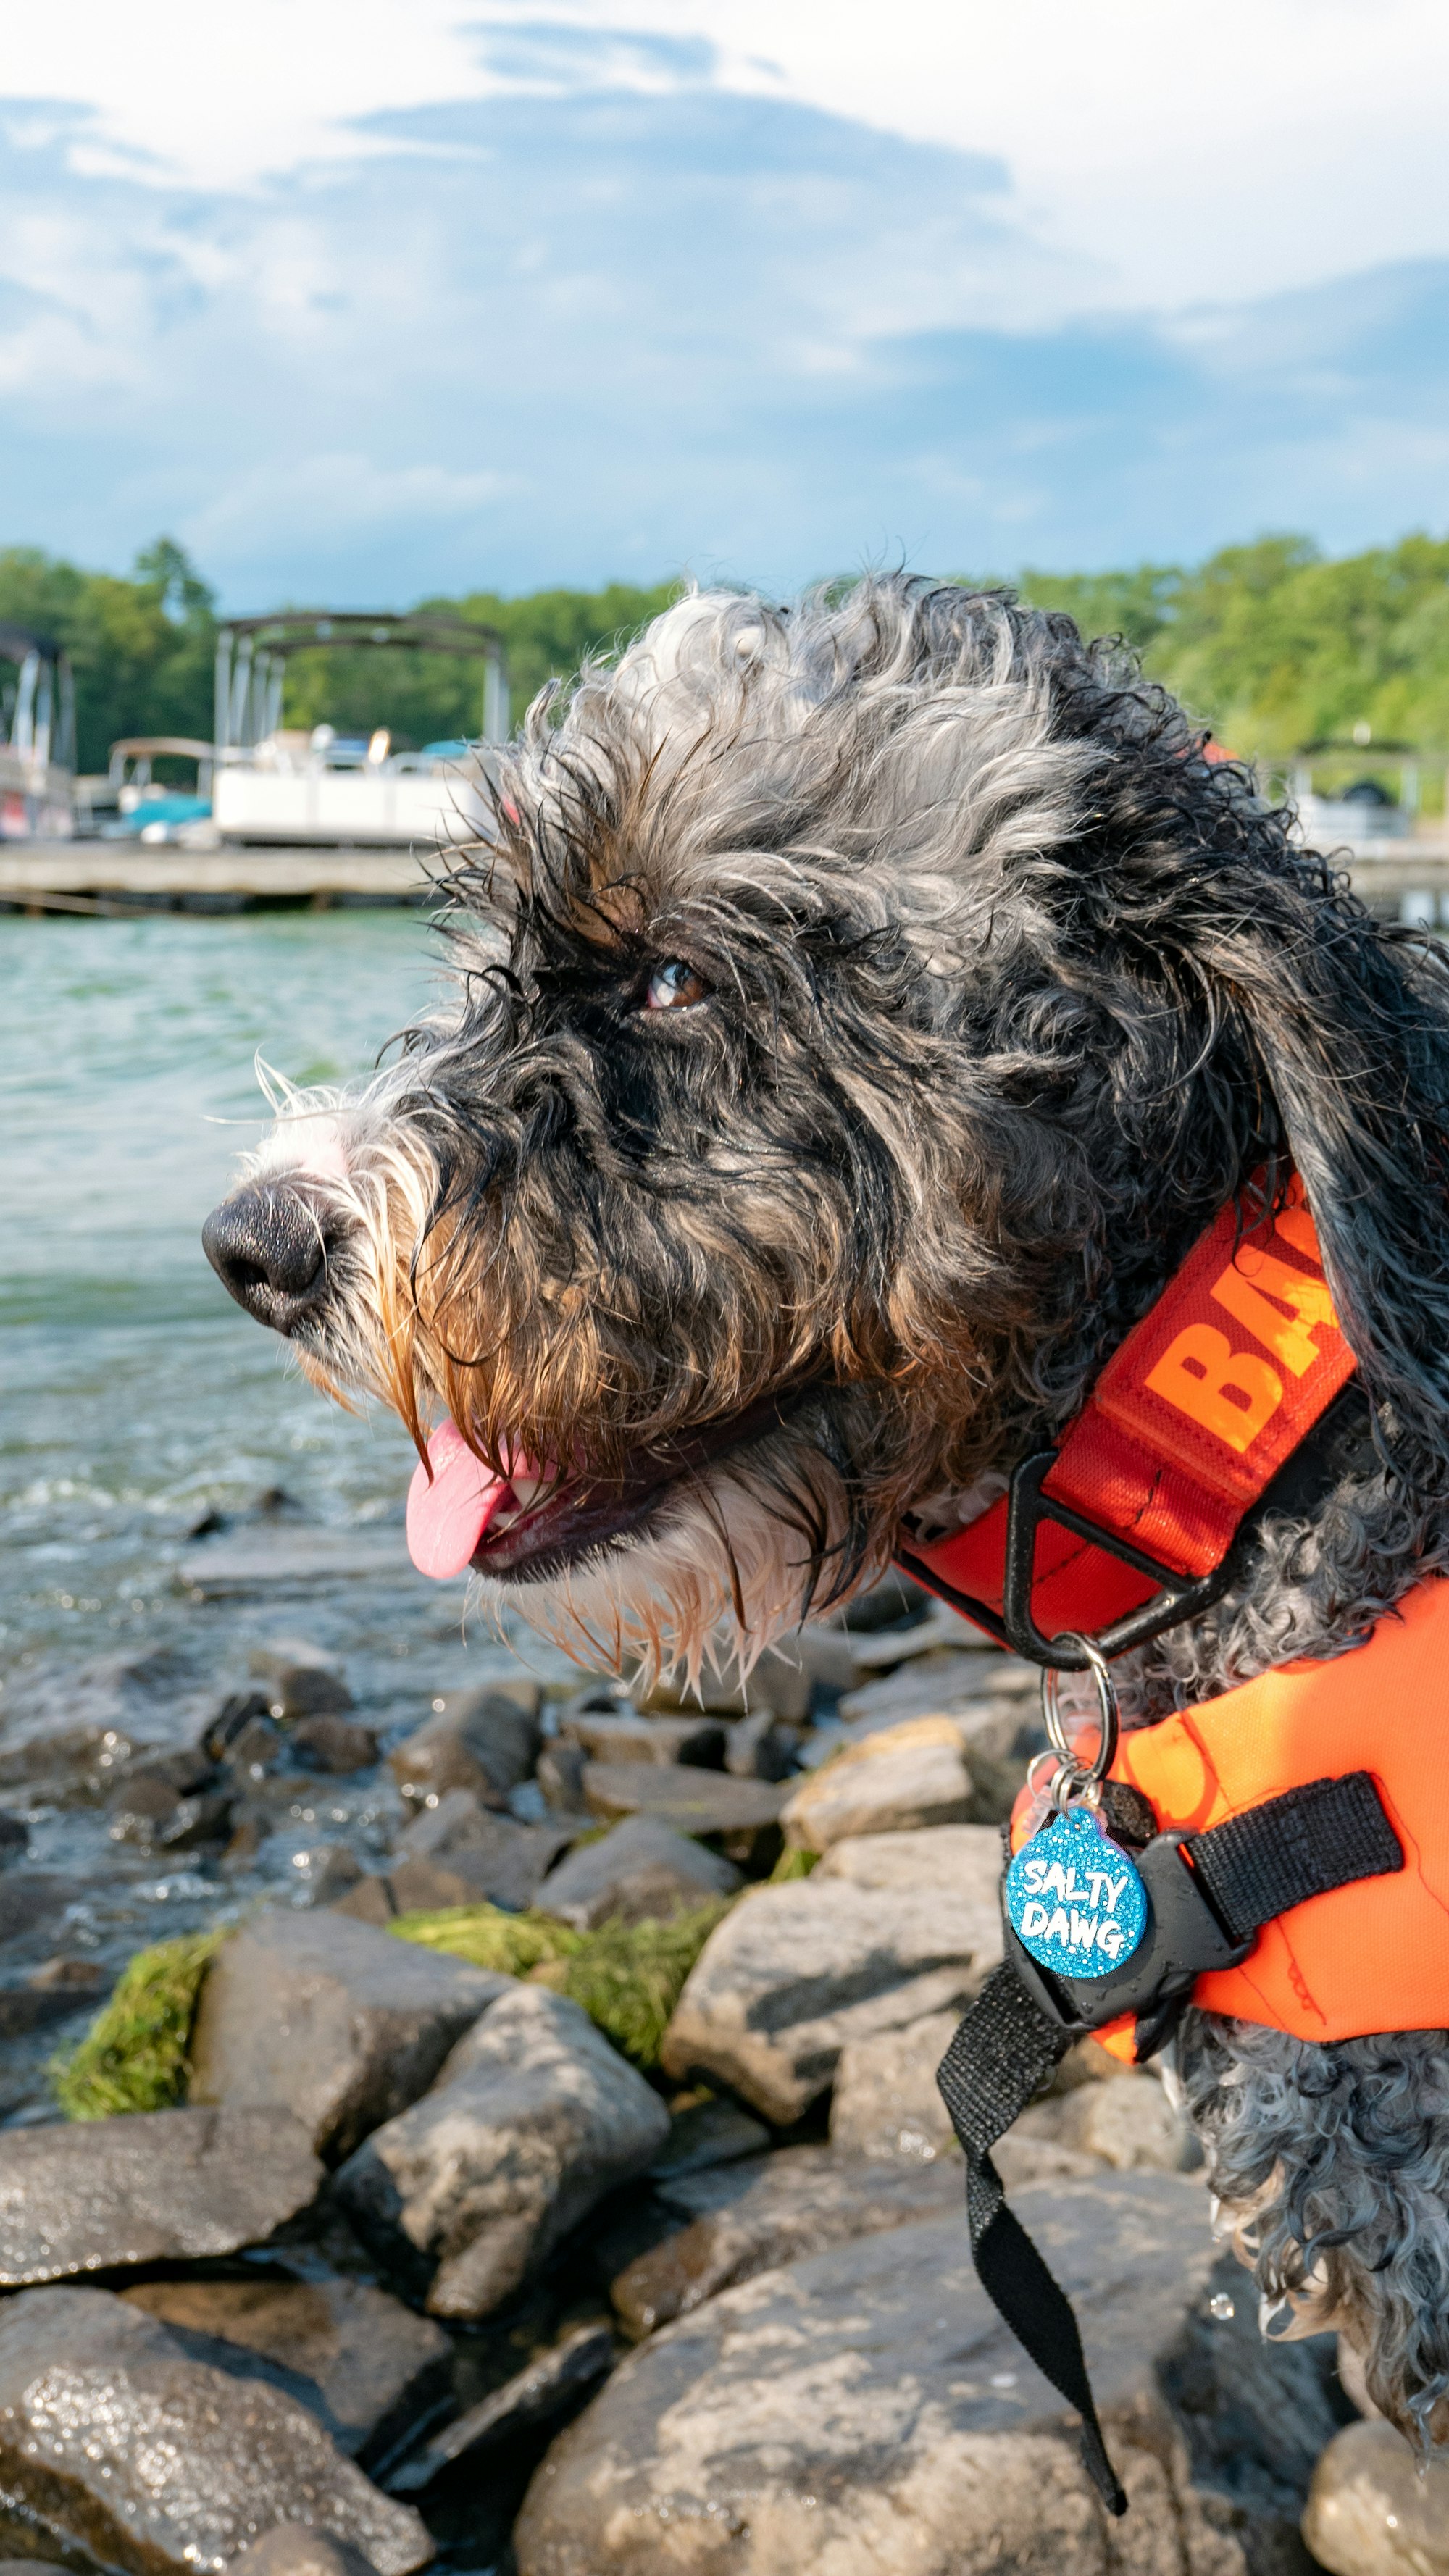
643, 959, 709, 1011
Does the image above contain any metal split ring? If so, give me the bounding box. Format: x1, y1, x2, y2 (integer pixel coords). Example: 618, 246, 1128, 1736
1040, 1633, 1121, 1815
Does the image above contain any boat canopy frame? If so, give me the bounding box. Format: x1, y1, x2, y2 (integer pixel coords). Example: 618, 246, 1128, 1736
214, 611, 509, 757
0, 622, 77, 774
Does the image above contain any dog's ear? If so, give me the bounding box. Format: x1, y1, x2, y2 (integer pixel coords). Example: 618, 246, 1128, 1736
1195, 858, 1449, 1468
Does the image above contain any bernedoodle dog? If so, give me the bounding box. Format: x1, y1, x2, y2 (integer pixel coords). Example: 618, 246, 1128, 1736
203, 576, 1449, 2454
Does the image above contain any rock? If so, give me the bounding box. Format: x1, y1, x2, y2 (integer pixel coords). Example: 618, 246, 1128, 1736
581, 1762, 785, 1851
335, 1986, 671, 2318
1011, 2070, 1195, 2173
188, 1909, 508, 2159
0, 2105, 322, 2282
722, 1709, 799, 1781
290, 1716, 380, 1773
611, 2144, 964, 2337
558, 1711, 726, 1768
538, 1744, 591, 1814
649, 2097, 771, 2180
0, 2286, 431, 2575
0, 1978, 105, 2040
221, 1714, 287, 1778
846, 1605, 1004, 1668
107, 1771, 232, 1849
392, 1795, 574, 1907
835, 1649, 1024, 1728
660, 1875, 995, 2123
335, 1874, 397, 1927
390, 1689, 541, 1805
517, 2173, 1342, 2576
0, 1813, 27, 1865
121, 2275, 453, 2466
230, 2531, 380, 2576
204, 1689, 275, 1758
249, 1642, 356, 1718
839, 1570, 931, 1630
534, 1815, 741, 1931
780, 1716, 975, 1849
388, 2321, 615, 2496
829, 2008, 964, 2161
1302, 2417, 1449, 2572
815, 1818, 1004, 1897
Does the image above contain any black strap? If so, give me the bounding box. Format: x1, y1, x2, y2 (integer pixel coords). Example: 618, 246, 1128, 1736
1187, 1771, 1400, 1944
937, 1964, 1127, 2516
936, 1768, 1403, 2522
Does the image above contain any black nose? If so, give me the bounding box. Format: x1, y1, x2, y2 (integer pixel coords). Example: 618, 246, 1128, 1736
202, 1184, 338, 1335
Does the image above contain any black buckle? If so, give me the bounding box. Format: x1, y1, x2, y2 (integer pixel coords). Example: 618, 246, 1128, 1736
900, 1448, 1238, 1672
1003, 1830, 1255, 2056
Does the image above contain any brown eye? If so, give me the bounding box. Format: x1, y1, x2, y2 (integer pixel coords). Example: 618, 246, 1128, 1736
643, 959, 709, 1011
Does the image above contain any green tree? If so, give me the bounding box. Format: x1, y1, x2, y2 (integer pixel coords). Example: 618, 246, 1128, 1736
0, 538, 216, 772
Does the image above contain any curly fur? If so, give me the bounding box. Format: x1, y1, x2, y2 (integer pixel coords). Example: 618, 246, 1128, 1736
214, 574, 1449, 2445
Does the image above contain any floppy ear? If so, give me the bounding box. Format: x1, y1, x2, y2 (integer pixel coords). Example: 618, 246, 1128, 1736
1195, 852, 1449, 1477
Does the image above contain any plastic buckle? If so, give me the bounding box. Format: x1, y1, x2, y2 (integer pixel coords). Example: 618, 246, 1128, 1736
901, 1450, 1238, 1672
1003, 1829, 1256, 2046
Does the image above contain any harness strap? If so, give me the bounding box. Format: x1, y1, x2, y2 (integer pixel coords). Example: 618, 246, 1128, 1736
937, 1771, 1403, 2519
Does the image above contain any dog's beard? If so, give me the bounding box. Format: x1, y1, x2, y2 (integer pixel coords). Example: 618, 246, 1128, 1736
473, 1450, 880, 1697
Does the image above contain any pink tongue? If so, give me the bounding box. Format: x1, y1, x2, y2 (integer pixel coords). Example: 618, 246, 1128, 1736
406, 1421, 512, 1580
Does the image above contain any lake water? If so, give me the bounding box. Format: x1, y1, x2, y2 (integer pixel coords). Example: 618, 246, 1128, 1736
0, 911, 575, 2082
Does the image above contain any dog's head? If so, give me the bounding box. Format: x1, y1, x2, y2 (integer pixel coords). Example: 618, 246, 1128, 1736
203, 577, 1449, 1685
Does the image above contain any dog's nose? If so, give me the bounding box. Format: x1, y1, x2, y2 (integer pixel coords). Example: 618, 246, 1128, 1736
202, 1184, 338, 1335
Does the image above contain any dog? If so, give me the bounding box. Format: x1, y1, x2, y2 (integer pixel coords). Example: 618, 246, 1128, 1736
203, 575, 1449, 2450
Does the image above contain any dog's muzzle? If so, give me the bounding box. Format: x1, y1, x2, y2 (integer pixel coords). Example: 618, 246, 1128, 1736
202, 1182, 342, 1337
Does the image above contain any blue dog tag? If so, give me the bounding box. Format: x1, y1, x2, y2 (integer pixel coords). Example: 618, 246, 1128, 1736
1006, 1803, 1148, 1981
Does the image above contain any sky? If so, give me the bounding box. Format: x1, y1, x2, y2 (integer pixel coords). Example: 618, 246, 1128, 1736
1, 1, 1448, 607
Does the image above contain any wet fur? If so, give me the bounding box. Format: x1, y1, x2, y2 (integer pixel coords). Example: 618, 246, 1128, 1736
234, 576, 1449, 2446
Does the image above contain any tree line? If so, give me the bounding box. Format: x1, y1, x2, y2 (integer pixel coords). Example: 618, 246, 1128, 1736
1, 532, 1445, 790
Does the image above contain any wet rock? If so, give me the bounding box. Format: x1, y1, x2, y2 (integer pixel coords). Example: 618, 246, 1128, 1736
389, 2321, 614, 2496
107, 1755, 231, 1849
249, 1642, 356, 1719
581, 1762, 785, 1851
0, 2104, 321, 2283
517, 2173, 1341, 2576
1302, 2417, 1449, 2572
829, 2008, 963, 2161
558, 1711, 726, 1768
390, 1689, 541, 1806
220, 1714, 287, 1778
188, 1909, 508, 2159
534, 1815, 741, 1932
0, 1872, 86, 1957
0, 1976, 105, 2041
335, 1986, 671, 2319
230, 2531, 379, 2576
0, 2286, 431, 2575
394, 1786, 501, 1862
204, 1690, 275, 1759
649, 2096, 772, 2180
0, 1643, 204, 1779
0, 1813, 27, 1866
659, 1875, 993, 2123
780, 1716, 975, 1850
335, 1873, 397, 1927
611, 2145, 964, 2337
845, 1603, 998, 1667
290, 1716, 380, 1773
121, 2275, 453, 2466
840, 1570, 931, 1631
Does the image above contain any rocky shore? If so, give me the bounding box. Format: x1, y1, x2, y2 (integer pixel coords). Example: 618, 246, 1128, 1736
0, 1550, 1425, 2576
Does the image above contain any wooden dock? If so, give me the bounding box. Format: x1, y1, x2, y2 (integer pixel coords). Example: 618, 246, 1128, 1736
4, 836, 1449, 921
0, 840, 430, 914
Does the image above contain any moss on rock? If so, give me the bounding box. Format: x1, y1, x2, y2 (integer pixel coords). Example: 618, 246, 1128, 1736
391, 1898, 731, 2067
52, 1927, 228, 2120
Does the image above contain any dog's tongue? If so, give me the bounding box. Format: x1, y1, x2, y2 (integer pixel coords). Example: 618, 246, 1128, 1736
406, 1421, 512, 1579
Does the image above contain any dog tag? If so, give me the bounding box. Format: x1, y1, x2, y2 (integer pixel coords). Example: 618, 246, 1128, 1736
1006, 1803, 1148, 1980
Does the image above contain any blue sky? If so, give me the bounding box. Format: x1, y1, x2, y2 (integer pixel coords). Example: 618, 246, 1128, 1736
2, 1, 1448, 606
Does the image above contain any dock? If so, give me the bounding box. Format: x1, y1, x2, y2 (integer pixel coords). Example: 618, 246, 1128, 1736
4, 835, 1449, 921
0, 840, 432, 914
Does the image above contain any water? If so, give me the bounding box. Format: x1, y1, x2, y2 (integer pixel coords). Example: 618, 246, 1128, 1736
0, 912, 574, 2075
